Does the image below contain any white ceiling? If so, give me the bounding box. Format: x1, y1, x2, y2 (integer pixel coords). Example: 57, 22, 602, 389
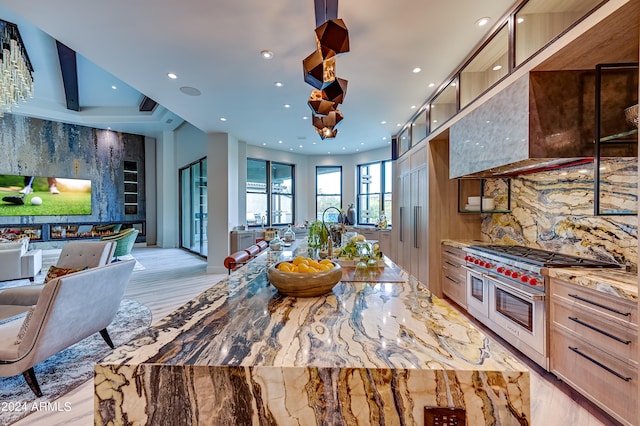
0, 0, 516, 155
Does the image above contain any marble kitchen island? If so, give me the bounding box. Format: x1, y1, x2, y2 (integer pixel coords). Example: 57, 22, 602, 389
95, 246, 530, 425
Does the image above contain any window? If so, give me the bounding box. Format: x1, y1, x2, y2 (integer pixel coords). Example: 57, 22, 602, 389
246, 159, 295, 227
316, 166, 342, 221
357, 160, 392, 226
179, 157, 207, 257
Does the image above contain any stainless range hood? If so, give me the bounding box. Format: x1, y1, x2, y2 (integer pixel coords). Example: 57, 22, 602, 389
450, 69, 636, 179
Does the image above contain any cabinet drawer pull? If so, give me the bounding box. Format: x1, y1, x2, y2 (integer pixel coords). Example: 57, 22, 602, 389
568, 293, 631, 316
445, 261, 459, 268
445, 250, 457, 255
445, 275, 460, 285
568, 316, 631, 344
568, 346, 631, 382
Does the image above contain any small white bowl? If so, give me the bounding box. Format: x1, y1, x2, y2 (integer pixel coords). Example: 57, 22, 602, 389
468, 196, 481, 205
482, 198, 495, 210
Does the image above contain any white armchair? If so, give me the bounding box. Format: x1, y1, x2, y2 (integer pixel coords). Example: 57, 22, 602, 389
0, 259, 136, 396
0, 238, 42, 283
0, 240, 115, 307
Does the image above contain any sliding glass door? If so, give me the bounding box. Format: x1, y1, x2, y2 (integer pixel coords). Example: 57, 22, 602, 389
179, 158, 207, 257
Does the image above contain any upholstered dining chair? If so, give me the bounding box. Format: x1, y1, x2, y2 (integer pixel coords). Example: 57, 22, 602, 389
0, 259, 136, 396
100, 228, 139, 261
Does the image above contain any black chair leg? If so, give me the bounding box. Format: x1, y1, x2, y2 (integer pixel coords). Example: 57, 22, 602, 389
23, 367, 43, 397
99, 328, 115, 349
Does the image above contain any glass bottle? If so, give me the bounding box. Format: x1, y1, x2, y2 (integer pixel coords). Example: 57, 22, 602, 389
283, 224, 295, 242
269, 231, 283, 251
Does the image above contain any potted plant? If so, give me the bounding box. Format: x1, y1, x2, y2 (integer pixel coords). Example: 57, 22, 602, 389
307, 220, 329, 258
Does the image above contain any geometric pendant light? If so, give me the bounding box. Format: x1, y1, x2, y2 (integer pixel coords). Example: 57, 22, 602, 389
315, 18, 349, 59
304, 2, 349, 140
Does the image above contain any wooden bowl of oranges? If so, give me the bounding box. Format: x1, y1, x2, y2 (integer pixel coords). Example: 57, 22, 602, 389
267, 256, 342, 297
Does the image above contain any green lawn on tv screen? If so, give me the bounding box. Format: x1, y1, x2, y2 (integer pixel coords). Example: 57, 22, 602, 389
0, 190, 91, 216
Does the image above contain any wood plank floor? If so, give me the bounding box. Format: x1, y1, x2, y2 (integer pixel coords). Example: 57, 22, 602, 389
12, 246, 622, 425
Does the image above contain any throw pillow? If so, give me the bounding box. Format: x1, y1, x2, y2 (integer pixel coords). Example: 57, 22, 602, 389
15, 307, 35, 345
44, 265, 88, 284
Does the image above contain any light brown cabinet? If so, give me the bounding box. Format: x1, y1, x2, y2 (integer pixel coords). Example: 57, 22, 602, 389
396, 145, 428, 284
550, 277, 638, 426
440, 244, 467, 309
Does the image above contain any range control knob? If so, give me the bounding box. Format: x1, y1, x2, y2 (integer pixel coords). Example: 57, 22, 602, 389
520, 275, 529, 283
529, 277, 538, 286
484, 263, 493, 269
496, 267, 505, 273
478, 261, 486, 267
511, 271, 520, 279
474, 259, 480, 264
504, 269, 512, 277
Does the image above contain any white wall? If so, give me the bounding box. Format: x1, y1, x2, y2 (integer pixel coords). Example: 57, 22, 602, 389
154, 130, 391, 258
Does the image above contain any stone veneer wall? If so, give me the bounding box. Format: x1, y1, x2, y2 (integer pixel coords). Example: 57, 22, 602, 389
481, 158, 637, 269
0, 113, 145, 226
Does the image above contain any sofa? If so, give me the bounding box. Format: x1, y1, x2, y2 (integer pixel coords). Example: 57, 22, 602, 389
0, 238, 42, 282
0, 259, 136, 396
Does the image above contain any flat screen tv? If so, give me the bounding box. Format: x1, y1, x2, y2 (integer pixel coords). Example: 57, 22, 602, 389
0, 174, 92, 216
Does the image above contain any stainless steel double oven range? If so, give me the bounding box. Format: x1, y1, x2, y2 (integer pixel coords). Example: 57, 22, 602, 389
462, 245, 620, 370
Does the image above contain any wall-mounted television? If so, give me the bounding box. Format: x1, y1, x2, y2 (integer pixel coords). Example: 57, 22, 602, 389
0, 174, 92, 216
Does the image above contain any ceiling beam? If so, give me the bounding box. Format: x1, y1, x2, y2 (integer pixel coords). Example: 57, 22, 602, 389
56, 40, 79, 111
314, 0, 338, 27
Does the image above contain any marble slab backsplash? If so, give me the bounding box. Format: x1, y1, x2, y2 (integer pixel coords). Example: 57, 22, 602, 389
481, 158, 638, 269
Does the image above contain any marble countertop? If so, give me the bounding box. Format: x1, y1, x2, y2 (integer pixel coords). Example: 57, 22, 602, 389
102, 244, 527, 372
441, 239, 638, 302
95, 243, 530, 424
547, 267, 637, 302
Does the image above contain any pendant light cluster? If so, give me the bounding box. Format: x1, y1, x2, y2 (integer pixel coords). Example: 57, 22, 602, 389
303, 18, 349, 140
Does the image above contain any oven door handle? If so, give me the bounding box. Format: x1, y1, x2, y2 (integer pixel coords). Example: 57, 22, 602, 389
461, 265, 480, 274
490, 278, 545, 301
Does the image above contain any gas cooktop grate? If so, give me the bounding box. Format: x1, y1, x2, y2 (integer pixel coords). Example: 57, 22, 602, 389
469, 245, 621, 268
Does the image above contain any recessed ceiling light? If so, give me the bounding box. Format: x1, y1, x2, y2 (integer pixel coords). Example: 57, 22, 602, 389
492, 65, 502, 71
450, 82, 457, 87
111, 85, 117, 90
360, 142, 365, 145
274, 81, 283, 87
289, 147, 294, 151
262, 143, 267, 146
428, 83, 435, 87
412, 67, 421, 73
382, 137, 387, 140
517, 17, 525, 24
342, 147, 346, 150
312, 141, 316, 145
278, 140, 283, 144
299, 145, 303, 148
411, 105, 416, 109
303, 116, 309, 120
260, 50, 274, 59
220, 117, 227, 121
433, 120, 438, 123
397, 123, 401, 127
167, 73, 178, 79
380, 120, 387, 124
283, 104, 290, 108
475, 17, 491, 27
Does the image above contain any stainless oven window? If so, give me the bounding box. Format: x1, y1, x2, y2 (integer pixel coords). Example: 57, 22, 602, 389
495, 286, 533, 332
470, 275, 484, 302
